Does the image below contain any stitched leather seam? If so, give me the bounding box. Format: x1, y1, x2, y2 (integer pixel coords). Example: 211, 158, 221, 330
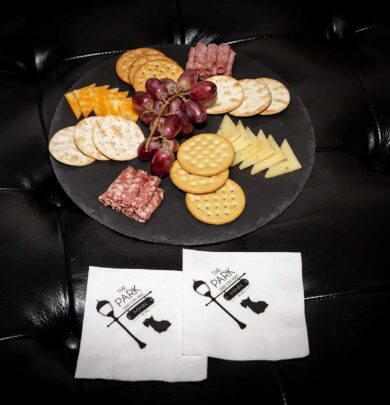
305, 290, 390, 302
271, 363, 288, 405
0, 334, 32, 342
353, 25, 381, 35
0, 187, 29, 192
315, 146, 350, 152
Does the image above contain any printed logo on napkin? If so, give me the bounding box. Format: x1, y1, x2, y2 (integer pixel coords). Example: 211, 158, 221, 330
76, 267, 207, 382
182, 249, 310, 361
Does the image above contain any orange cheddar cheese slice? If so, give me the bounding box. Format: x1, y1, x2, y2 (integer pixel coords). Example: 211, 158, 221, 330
119, 98, 139, 122
64, 92, 82, 119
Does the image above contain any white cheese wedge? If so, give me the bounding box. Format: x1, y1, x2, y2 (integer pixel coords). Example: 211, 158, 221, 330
245, 126, 258, 143
265, 139, 302, 178
232, 121, 252, 152
217, 115, 241, 143
239, 130, 274, 169
240, 145, 274, 169
231, 142, 262, 166
251, 135, 286, 174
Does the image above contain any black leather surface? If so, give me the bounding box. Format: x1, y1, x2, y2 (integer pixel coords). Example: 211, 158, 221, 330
1, 0, 389, 401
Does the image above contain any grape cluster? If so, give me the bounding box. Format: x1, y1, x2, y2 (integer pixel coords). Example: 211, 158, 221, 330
132, 70, 217, 177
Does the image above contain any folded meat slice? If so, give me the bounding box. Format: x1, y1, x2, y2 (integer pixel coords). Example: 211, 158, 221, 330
130, 188, 164, 223
99, 166, 164, 223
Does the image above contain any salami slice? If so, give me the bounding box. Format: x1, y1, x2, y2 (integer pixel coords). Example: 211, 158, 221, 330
225, 49, 236, 76
201, 43, 219, 79
99, 166, 164, 223
132, 174, 161, 212
132, 188, 164, 223
194, 42, 207, 72
186, 47, 196, 70
216, 43, 231, 75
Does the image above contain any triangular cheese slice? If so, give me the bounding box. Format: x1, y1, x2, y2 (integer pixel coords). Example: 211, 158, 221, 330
265, 139, 302, 178
232, 120, 252, 152
251, 135, 286, 174
239, 130, 274, 169
64, 92, 82, 119
118, 98, 139, 122
217, 115, 241, 143
73, 84, 96, 117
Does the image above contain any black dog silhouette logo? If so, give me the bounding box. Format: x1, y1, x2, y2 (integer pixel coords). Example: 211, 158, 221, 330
241, 297, 268, 314
143, 316, 171, 333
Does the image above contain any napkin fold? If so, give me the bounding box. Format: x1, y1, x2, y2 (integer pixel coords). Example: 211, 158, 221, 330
182, 250, 309, 361
75, 266, 207, 382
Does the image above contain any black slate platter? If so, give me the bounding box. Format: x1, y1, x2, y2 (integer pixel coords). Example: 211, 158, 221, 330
49, 44, 315, 246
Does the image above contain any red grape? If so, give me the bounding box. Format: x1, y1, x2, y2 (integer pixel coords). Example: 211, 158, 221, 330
153, 100, 164, 114
189, 81, 217, 102
140, 110, 157, 125
151, 149, 174, 177
177, 69, 199, 90
177, 110, 194, 136
163, 138, 180, 153
159, 114, 182, 139
145, 78, 168, 101
161, 78, 178, 95
132, 91, 154, 111
167, 98, 183, 113
184, 100, 207, 123
137, 139, 162, 161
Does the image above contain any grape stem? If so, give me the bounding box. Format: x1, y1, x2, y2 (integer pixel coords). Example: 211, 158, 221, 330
145, 92, 184, 151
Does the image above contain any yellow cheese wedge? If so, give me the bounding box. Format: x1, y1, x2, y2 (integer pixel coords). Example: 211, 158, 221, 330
232, 121, 252, 152
251, 135, 286, 175
265, 139, 302, 178
240, 145, 274, 169
217, 115, 241, 142
64, 92, 82, 119
245, 126, 258, 143
118, 98, 140, 122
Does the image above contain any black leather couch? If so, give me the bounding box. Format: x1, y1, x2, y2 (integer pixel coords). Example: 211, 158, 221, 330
1, 1, 389, 402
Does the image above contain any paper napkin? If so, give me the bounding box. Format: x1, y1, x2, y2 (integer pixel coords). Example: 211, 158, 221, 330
75, 266, 207, 382
182, 250, 309, 361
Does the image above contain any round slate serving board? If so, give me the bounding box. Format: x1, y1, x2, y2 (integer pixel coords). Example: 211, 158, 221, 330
49, 44, 315, 246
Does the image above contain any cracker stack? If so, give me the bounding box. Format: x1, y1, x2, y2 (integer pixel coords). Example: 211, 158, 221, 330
116, 48, 184, 91
172, 133, 246, 225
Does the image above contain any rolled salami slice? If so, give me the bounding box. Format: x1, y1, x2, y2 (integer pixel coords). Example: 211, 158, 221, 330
225, 49, 236, 76
194, 42, 207, 72
202, 43, 219, 79
216, 43, 231, 75
186, 47, 196, 70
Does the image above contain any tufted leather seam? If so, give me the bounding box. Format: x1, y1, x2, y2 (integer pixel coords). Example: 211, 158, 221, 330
62, 49, 127, 62
305, 290, 390, 302
174, 0, 185, 44
0, 334, 32, 343
348, 59, 389, 169
271, 363, 288, 405
57, 209, 76, 329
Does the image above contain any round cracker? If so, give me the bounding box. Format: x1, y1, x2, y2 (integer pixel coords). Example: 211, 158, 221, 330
186, 179, 246, 225
132, 59, 184, 92
230, 79, 272, 117
74, 117, 109, 160
205, 76, 244, 115
256, 77, 290, 115
116, 48, 165, 84
170, 160, 229, 194
177, 133, 234, 176
92, 115, 144, 161
128, 54, 172, 85
49, 126, 95, 166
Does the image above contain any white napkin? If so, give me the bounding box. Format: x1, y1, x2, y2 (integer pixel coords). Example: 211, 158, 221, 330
75, 266, 207, 382
182, 250, 309, 361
